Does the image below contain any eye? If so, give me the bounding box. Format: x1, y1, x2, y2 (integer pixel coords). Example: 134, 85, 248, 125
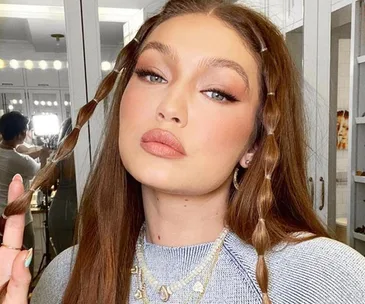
202, 89, 239, 103
135, 68, 167, 84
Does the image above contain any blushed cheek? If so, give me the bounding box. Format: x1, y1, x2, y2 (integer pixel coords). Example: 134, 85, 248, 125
202, 115, 255, 160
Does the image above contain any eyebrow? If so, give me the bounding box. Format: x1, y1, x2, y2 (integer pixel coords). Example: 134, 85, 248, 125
140, 41, 250, 89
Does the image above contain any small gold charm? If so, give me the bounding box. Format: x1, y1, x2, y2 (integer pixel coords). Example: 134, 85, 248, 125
134, 289, 143, 300
159, 285, 171, 302
193, 281, 204, 294
131, 265, 139, 274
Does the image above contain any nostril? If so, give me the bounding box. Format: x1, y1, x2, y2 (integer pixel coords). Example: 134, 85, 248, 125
158, 113, 165, 119
172, 117, 181, 123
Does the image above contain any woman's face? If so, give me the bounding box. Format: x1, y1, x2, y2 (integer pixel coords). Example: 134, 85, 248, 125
119, 14, 261, 195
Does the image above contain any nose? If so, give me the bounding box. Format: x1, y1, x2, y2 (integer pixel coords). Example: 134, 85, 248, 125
155, 88, 188, 128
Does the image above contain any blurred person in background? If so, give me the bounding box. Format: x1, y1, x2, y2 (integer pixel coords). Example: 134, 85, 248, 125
47, 118, 78, 255
0, 111, 50, 275
16, 120, 44, 159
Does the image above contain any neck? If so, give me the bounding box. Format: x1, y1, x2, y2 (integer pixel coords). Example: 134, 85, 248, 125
142, 181, 230, 247
0, 140, 17, 149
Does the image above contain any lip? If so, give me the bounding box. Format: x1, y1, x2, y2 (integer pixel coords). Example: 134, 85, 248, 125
140, 128, 186, 159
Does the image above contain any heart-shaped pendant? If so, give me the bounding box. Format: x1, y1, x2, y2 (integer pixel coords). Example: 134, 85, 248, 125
193, 281, 204, 294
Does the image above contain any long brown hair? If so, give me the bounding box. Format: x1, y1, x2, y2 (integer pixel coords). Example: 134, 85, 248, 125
1, 1, 329, 303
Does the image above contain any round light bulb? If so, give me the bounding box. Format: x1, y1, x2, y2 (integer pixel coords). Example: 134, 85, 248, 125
53, 101, 58, 106
64, 101, 69, 106
101, 61, 111, 71
8, 105, 14, 110
47, 101, 52, 106
40, 101, 46, 106
34, 100, 39, 106
19, 100, 23, 104
12, 99, 18, 104
0, 59, 5, 69
53, 60, 62, 70
39, 60, 48, 70
9, 59, 19, 69
24, 60, 34, 70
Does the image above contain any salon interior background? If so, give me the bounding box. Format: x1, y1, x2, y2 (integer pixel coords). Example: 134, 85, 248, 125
0, 0, 364, 267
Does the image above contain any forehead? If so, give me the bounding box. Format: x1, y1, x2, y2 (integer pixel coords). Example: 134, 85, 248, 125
144, 14, 259, 84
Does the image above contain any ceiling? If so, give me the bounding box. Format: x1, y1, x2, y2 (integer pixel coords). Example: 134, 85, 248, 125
0, 0, 161, 53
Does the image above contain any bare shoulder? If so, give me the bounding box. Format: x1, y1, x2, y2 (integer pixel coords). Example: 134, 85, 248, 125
30, 246, 78, 304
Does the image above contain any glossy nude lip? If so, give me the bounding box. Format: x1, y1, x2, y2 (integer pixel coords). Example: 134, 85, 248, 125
140, 128, 186, 159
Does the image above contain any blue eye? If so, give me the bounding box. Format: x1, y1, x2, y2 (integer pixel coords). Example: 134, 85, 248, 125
135, 69, 167, 84
202, 89, 239, 103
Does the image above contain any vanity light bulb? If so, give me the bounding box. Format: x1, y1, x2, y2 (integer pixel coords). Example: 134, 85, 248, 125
0, 59, 5, 69
53, 60, 62, 70
24, 60, 34, 70
40, 101, 46, 106
53, 101, 58, 106
9, 60, 19, 69
8, 105, 14, 110
39, 60, 48, 70
34, 100, 39, 106
19, 100, 23, 104
47, 101, 52, 106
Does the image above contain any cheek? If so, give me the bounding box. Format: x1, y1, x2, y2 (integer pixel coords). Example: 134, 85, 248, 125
196, 106, 256, 158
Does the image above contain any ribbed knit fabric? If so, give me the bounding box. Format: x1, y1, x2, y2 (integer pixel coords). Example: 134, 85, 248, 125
31, 232, 365, 304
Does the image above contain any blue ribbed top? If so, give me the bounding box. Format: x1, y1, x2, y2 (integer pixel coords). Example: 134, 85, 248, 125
31, 232, 365, 303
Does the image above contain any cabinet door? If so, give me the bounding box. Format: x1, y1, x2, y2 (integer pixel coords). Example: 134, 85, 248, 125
0, 68, 25, 87
285, 0, 303, 32
303, 0, 336, 230
59, 69, 69, 88
0, 89, 28, 117
236, 0, 266, 14
268, 0, 286, 30
25, 69, 60, 88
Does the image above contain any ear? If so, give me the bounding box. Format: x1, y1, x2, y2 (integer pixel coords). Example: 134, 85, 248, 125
239, 147, 256, 168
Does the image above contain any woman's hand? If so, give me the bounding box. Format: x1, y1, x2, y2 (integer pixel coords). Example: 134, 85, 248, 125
0, 174, 32, 304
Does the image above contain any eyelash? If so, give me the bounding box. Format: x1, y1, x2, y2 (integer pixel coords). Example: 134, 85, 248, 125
134, 68, 239, 103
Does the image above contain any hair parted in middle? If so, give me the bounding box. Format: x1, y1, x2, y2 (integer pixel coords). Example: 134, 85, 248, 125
1, 1, 329, 303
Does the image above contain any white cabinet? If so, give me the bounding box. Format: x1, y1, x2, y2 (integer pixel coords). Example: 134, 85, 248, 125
267, 0, 286, 30
27, 89, 63, 123
25, 69, 60, 88
348, 0, 365, 254
59, 69, 69, 88
236, 0, 266, 14
303, 0, 336, 230
285, 0, 303, 31
0, 68, 25, 87
332, 0, 352, 11
0, 89, 28, 117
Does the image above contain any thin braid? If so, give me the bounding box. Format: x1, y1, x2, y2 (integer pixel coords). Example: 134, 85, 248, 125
2, 35, 143, 219
0, 34, 144, 300
251, 45, 281, 304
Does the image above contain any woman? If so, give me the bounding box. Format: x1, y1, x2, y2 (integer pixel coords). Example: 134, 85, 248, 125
47, 118, 78, 254
1, 1, 364, 303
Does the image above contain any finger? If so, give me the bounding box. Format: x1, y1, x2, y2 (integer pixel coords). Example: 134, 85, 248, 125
5, 249, 32, 304
3, 174, 25, 250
